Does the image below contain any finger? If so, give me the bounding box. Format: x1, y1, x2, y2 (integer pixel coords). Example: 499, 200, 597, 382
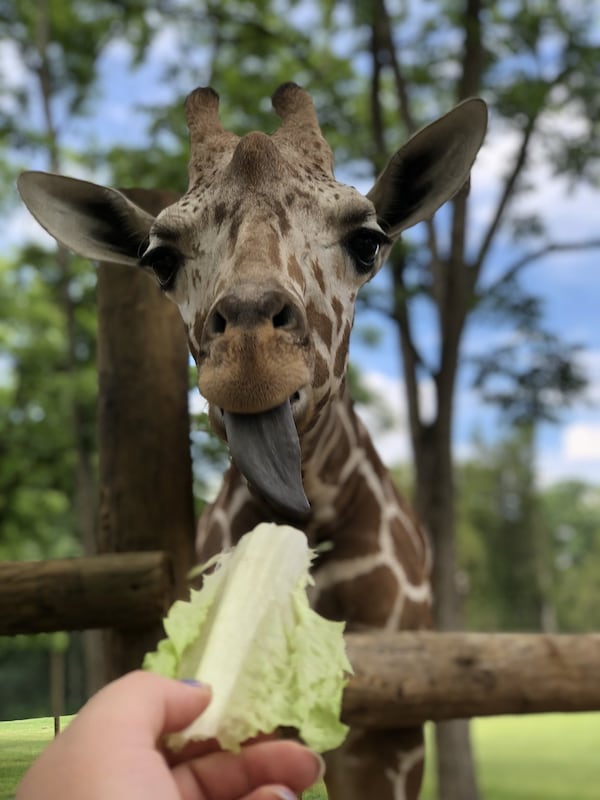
76, 671, 212, 745
174, 740, 324, 800
168, 727, 276, 766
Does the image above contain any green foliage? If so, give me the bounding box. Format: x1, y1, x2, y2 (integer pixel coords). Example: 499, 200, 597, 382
0, 0, 152, 151
456, 429, 600, 634
471, 330, 587, 426
540, 481, 600, 631
0, 633, 85, 720
457, 428, 546, 631
0, 251, 94, 561
189, 409, 230, 514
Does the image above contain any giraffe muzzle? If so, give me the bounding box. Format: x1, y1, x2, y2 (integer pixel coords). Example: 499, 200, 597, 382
198, 284, 312, 415
223, 398, 311, 522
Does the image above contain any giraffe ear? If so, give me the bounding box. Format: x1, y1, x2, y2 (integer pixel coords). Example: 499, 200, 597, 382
367, 98, 487, 237
17, 172, 157, 266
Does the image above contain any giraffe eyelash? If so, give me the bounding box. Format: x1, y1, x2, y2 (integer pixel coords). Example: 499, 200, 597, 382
344, 228, 390, 274
139, 245, 184, 291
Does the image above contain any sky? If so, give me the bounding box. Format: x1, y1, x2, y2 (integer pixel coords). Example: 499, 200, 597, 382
3, 12, 600, 488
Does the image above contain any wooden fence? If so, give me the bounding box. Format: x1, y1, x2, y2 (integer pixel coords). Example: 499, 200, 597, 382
2, 188, 599, 725
1, 553, 600, 726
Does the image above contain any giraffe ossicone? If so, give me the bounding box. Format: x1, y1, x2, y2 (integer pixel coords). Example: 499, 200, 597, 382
17, 83, 487, 800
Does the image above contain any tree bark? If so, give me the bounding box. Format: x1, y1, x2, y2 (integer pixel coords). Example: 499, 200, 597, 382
342, 632, 600, 725
392, 243, 480, 796
96, 188, 195, 683
0, 553, 173, 635
371, 0, 483, 786
411, 402, 481, 800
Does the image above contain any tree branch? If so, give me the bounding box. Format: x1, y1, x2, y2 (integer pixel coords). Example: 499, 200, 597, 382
472, 114, 537, 283
34, 0, 60, 171
481, 238, 600, 298
448, 0, 483, 300
376, 0, 417, 135
375, 0, 440, 264
457, 0, 484, 102
388, 248, 433, 438
369, 5, 387, 165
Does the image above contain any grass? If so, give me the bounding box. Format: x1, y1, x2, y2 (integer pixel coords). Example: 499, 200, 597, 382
421, 714, 600, 800
1, 714, 598, 799
0, 717, 72, 799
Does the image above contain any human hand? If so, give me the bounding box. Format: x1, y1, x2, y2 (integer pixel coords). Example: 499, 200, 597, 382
16, 670, 324, 800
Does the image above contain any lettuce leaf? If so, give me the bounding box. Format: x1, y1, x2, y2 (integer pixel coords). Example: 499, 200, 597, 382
302, 779, 329, 800
143, 523, 351, 753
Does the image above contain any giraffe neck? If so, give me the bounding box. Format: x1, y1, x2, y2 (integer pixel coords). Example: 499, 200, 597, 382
196, 381, 431, 630
300, 382, 386, 536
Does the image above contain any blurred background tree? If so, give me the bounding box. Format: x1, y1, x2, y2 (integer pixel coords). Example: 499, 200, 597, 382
1, 1, 599, 798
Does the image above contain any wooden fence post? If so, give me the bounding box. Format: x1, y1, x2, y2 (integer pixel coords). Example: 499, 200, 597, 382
96, 188, 195, 682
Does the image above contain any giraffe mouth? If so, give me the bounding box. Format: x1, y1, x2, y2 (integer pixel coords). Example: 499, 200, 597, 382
222, 397, 311, 522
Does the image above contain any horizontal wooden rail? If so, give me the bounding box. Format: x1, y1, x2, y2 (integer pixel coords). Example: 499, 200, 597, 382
0, 553, 173, 635
2, 561, 599, 724
343, 631, 600, 726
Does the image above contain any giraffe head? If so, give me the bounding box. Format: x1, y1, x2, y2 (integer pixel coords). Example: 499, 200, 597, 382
18, 83, 486, 520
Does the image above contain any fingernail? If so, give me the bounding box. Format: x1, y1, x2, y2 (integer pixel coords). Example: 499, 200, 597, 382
272, 788, 297, 800
312, 752, 326, 782
179, 678, 208, 688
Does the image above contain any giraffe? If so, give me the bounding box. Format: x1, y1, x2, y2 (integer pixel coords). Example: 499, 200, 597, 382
18, 82, 486, 799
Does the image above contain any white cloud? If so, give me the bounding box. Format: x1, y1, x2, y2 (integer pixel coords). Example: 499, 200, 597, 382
468, 113, 600, 257
0, 40, 28, 93
537, 419, 600, 486
358, 366, 600, 487
536, 348, 600, 483
356, 371, 440, 466
356, 374, 408, 465
189, 389, 208, 417
538, 451, 600, 487
563, 423, 600, 462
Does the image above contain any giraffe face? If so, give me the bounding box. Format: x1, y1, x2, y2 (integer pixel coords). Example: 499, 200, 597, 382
17, 83, 487, 519
144, 133, 389, 444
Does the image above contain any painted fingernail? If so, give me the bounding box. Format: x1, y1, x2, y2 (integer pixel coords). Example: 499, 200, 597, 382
272, 788, 297, 800
179, 678, 208, 688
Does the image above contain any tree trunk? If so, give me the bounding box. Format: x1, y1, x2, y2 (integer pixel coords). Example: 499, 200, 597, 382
95, 188, 195, 683
392, 244, 481, 798
375, 1, 485, 790
413, 417, 480, 800
414, 422, 460, 631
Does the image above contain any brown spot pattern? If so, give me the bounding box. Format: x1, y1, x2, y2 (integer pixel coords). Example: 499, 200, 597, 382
306, 300, 333, 348
334, 320, 351, 378
317, 565, 398, 627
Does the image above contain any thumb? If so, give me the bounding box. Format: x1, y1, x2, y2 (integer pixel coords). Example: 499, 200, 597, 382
81, 671, 212, 743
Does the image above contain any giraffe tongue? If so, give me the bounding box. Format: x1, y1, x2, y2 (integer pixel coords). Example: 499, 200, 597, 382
223, 400, 311, 522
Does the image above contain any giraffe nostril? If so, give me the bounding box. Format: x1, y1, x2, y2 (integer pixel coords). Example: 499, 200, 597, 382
209, 310, 227, 336
204, 286, 308, 343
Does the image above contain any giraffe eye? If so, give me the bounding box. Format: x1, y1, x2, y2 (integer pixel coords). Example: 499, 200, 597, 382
139, 246, 183, 291
345, 229, 388, 274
